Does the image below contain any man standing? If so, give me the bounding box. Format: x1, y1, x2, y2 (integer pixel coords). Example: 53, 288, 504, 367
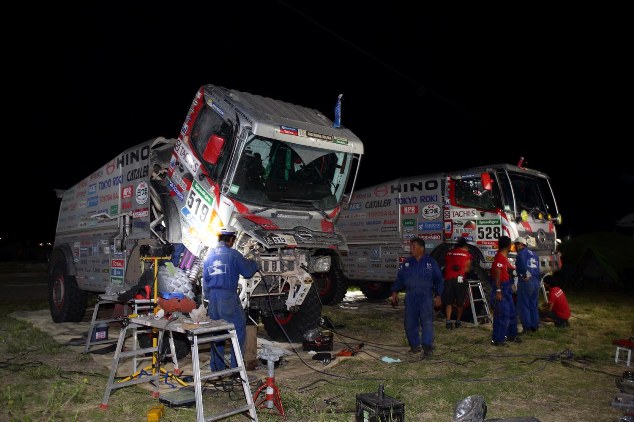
490, 236, 521, 346
390, 238, 444, 356
203, 226, 258, 371
539, 275, 570, 327
442, 237, 472, 329
514, 236, 541, 334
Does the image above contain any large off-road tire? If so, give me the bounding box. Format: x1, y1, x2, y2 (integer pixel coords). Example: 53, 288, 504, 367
48, 253, 88, 323
138, 331, 191, 361
262, 284, 322, 343
157, 266, 195, 300
360, 282, 392, 301
314, 269, 348, 306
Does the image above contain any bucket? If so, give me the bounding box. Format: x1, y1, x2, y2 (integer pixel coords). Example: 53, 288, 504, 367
91, 322, 108, 342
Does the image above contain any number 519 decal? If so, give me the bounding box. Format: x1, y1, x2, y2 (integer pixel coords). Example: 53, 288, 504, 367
182, 180, 215, 228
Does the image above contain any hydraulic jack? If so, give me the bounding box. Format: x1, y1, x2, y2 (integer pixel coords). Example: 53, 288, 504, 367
253, 345, 286, 418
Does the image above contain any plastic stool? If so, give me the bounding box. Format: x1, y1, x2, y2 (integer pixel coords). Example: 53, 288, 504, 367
615, 346, 632, 366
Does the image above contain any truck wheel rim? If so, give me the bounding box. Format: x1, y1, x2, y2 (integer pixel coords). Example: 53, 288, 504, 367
52, 274, 65, 309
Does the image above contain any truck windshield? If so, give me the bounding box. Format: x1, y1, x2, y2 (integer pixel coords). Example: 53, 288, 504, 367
229, 136, 351, 211
506, 172, 558, 218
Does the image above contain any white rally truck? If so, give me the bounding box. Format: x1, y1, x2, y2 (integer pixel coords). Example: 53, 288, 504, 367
49, 84, 364, 342
323, 163, 562, 302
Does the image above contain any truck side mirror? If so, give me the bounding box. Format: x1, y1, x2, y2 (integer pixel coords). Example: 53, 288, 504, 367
481, 172, 493, 191
202, 134, 225, 164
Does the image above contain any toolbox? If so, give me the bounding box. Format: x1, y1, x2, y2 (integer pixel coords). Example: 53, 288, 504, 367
302, 330, 333, 351
356, 384, 405, 422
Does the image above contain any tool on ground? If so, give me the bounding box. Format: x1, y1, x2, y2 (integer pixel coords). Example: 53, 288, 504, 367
335, 343, 364, 357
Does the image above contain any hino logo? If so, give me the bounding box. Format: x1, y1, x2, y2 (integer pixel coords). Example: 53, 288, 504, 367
117, 145, 150, 169
390, 180, 438, 193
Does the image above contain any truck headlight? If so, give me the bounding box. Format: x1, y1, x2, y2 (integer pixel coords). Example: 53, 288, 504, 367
309, 256, 331, 273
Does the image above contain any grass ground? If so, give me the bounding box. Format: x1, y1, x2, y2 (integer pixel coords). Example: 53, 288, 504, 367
1, 285, 632, 421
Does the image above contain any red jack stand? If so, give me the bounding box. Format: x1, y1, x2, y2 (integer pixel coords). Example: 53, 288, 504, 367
253, 346, 285, 418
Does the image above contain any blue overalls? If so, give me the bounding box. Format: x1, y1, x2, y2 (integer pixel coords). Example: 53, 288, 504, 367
491, 280, 518, 342
392, 255, 444, 349
515, 248, 541, 331
203, 242, 257, 370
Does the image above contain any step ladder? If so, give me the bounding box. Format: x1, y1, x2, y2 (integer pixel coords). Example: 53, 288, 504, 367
467, 280, 492, 326
84, 295, 154, 353
100, 316, 258, 422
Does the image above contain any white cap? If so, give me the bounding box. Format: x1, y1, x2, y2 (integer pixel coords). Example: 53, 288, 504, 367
513, 236, 527, 246
219, 225, 237, 236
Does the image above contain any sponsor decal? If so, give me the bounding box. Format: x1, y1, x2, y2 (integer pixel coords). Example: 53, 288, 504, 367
366, 220, 381, 225
478, 219, 500, 225
136, 181, 149, 205
450, 208, 477, 218
116, 145, 150, 169
421, 204, 441, 220
122, 186, 133, 199
419, 233, 441, 240
365, 199, 391, 208
332, 136, 348, 145
374, 185, 389, 197
132, 208, 149, 218
168, 180, 185, 201
109, 205, 118, 215
111, 259, 125, 268
383, 219, 397, 224
402, 219, 416, 227
419, 221, 443, 231
106, 160, 116, 175
174, 139, 201, 175
368, 210, 397, 217
89, 184, 97, 194
395, 196, 418, 205
352, 192, 371, 199
100, 192, 119, 202
306, 131, 333, 141
87, 196, 99, 207
390, 180, 439, 193
208, 99, 225, 116
401, 205, 418, 214
476, 240, 498, 246
132, 221, 148, 229
126, 165, 149, 182
349, 202, 362, 210
279, 125, 299, 136
419, 194, 438, 202
381, 227, 398, 232
111, 268, 124, 277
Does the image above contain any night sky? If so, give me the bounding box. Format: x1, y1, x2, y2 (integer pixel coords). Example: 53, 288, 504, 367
6, 4, 631, 243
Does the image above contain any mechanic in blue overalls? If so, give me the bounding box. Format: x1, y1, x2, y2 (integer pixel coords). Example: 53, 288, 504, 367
390, 237, 444, 357
514, 236, 541, 334
203, 226, 258, 371
490, 235, 521, 345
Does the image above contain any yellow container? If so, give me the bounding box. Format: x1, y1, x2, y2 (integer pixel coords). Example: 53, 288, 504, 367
147, 404, 164, 422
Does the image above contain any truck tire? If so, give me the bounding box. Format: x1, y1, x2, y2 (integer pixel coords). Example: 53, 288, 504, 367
360, 282, 392, 301
262, 284, 322, 343
158, 266, 196, 300
315, 269, 348, 306
48, 254, 88, 323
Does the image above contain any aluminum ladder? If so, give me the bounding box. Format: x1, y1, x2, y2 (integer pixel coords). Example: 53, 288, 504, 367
100, 316, 258, 422
467, 280, 492, 326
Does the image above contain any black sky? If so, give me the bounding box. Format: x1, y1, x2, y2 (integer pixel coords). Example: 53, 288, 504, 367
7, 4, 632, 242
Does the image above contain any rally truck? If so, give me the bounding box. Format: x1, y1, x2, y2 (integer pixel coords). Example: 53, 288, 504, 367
49, 84, 364, 342
321, 163, 562, 302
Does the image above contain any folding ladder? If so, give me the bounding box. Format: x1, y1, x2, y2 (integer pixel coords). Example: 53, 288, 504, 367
100, 316, 258, 422
467, 280, 492, 326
